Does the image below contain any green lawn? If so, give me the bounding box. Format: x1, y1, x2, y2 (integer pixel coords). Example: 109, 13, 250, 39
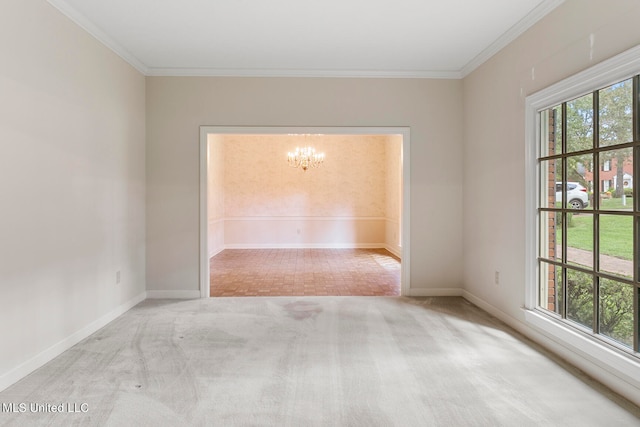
567, 213, 633, 260
600, 197, 633, 210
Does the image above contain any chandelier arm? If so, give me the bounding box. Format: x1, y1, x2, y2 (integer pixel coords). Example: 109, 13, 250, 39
287, 145, 324, 171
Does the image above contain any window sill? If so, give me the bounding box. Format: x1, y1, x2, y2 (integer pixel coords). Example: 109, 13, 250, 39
523, 308, 640, 388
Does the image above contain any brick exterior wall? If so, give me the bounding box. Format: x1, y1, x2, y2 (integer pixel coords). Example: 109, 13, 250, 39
547, 110, 557, 312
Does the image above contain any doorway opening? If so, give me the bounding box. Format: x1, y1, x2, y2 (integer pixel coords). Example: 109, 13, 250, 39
199, 127, 410, 297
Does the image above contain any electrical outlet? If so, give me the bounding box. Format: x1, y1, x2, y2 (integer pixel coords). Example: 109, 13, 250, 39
494, 271, 500, 286
116, 271, 121, 284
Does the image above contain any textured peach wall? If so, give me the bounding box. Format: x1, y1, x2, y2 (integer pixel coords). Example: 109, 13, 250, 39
207, 134, 225, 255
214, 134, 405, 247
385, 135, 402, 255
223, 134, 387, 218
221, 134, 389, 246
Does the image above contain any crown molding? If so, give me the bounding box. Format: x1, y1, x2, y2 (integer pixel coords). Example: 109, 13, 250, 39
47, 0, 149, 75
48, 0, 562, 80
146, 67, 462, 79
43, 0, 460, 79
460, 0, 565, 78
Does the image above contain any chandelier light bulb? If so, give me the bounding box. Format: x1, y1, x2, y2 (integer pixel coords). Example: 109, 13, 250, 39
287, 145, 324, 171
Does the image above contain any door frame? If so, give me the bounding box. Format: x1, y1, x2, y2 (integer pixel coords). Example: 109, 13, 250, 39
199, 126, 411, 297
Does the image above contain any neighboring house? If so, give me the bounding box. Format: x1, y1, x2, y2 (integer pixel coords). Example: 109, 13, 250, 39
583, 156, 633, 192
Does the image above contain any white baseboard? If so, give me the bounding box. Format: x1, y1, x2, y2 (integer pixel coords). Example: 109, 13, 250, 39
223, 243, 386, 250
0, 291, 146, 392
461, 290, 640, 407
384, 245, 402, 259
224, 216, 387, 221
146, 290, 201, 299
461, 290, 515, 326
408, 287, 463, 297
208, 246, 224, 258
212, 244, 401, 258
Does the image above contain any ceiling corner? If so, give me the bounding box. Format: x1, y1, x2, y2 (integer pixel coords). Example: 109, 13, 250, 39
459, 0, 565, 78
47, 0, 150, 75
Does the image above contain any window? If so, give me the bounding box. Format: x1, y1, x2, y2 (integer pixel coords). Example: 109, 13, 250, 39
602, 179, 613, 192
537, 75, 639, 353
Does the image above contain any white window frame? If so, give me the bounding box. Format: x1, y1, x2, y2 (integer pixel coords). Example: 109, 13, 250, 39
525, 45, 640, 389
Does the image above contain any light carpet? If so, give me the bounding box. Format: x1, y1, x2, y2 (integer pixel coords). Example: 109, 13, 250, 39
1, 297, 639, 426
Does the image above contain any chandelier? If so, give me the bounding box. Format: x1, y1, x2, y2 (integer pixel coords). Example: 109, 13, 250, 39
287, 146, 325, 171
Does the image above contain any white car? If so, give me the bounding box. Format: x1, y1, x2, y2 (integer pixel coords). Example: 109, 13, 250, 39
556, 182, 589, 209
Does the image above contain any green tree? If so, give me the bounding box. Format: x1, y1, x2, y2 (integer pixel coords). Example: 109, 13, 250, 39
565, 94, 593, 188
598, 79, 633, 198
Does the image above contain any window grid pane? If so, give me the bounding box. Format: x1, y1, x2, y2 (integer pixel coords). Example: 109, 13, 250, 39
566, 93, 594, 153
599, 279, 634, 348
566, 269, 594, 329
599, 79, 633, 148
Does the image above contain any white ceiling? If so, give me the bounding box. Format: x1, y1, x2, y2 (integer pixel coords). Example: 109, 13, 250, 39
47, 0, 564, 78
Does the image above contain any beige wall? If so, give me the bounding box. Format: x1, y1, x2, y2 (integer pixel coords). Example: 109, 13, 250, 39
462, 0, 640, 402
0, 0, 146, 386
148, 77, 463, 292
